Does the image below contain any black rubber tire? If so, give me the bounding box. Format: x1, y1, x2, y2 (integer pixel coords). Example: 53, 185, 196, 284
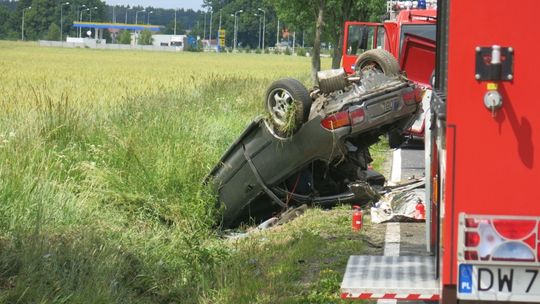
355, 49, 400, 76
264, 78, 312, 137
388, 128, 406, 149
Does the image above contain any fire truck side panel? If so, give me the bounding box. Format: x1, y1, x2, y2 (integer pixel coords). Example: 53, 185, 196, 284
442, 0, 540, 287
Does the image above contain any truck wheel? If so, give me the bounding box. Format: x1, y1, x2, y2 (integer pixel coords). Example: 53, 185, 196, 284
265, 78, 312, 137
355, 49, 400, 76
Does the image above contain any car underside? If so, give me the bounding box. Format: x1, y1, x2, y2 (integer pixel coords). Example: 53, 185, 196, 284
206, 49, 424, 228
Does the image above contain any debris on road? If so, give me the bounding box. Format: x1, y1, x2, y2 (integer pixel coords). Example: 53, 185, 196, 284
370, 185, 425, 223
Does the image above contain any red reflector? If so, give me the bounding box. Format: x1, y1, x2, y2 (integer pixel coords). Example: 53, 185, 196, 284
415, 88, 424, 102
465, 218, 480, 228
349, 108, 365, 125
465, 232, 480, 247
464, 251, 478, 260
402, 89, 416, 105
321, 111, 350, 130
493, 219, 536, 240
524, 234, 536, 249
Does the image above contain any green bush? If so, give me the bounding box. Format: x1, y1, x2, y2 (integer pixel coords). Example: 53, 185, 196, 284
45, 23, 60, 41
284, 47, 292, 56
118, 30, 131, 44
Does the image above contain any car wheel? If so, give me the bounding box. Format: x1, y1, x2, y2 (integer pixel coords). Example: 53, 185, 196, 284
265, 78, 312, 137
354, 49, 400, 76
388, 128, 406, 149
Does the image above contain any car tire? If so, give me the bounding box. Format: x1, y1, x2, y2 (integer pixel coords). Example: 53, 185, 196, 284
265, 78, 312, 137
388, 128, 406, 149
355, 49, 400, 76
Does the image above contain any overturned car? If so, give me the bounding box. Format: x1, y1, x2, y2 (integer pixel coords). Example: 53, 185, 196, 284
206, 50, 423, 227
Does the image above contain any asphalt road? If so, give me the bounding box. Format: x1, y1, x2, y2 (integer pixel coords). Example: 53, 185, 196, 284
395, 140, 427, 257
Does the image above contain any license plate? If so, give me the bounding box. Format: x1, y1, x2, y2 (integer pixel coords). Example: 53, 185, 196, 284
458, 264, 540, 302
368, 99, 394, 117
382, 100, 393, 112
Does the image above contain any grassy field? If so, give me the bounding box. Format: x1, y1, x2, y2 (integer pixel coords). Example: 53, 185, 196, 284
0, 41, 384, 303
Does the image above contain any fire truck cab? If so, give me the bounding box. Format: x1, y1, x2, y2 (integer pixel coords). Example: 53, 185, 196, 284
341, 0, 540, 302
342, 2, 437, 138
342, 2, 436, 87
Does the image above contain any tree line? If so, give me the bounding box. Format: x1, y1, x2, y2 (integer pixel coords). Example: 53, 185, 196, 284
0, 0, 200, 41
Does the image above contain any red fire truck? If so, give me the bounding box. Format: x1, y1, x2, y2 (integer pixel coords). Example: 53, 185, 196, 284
340, 0, 540, 302
342, 2, 437, 138
342, 2, 436, 87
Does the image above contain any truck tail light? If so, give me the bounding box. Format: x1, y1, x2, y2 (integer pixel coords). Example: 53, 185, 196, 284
465, 232, 480, 247
459, 214, 540, 263
321, 111, 350, 130
492, 219, 536, 240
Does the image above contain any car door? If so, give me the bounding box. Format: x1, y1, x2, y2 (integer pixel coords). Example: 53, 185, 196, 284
342, 22, 386, 74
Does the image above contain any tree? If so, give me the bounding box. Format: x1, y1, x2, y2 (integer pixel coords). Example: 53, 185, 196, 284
138, 29, 153, 45
163, 19, 185, 35
45, 22, 60, 41
274, 0, 325, 84
0, 5, 11, 39
118, 30, 131, 44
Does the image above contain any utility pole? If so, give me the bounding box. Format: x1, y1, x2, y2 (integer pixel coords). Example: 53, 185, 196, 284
125, 7, 128, 23
203, 11, 207, 40
209, 10, 213, 48
60, 2, 69, 42
174, 9, 177, 35
276, 18, 279, 46
78, 5, 87, 37
257, 8, 266, 49
233, 10, 243, 51
21, 6, 31, 41
254, 13, 261, 49
218, 9, 222, 31
135, 10, 145, 24
292, 32, 296, 53
88, 6, 97, 23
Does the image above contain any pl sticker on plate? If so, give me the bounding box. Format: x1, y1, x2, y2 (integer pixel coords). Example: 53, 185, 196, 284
459, 264, 473, 294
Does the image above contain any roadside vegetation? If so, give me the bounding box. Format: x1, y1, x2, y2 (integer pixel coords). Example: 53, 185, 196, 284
0, 41, 385, 303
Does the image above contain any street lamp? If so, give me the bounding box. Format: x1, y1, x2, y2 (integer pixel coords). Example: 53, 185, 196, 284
174, 8, 178, 35
209, 9, 213, 46
77, 5, 87, 37
60, 2, 70, 42
89, 6, 98, 22
203, 10, 207, 40
135, 10, 145, 24
21, 6, 31, 41
146, 11, 153, 24
257, 8, 266, 49
233, 9, 243, 51
254, 13, 262, 49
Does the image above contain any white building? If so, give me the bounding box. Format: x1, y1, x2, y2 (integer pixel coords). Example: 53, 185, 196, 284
152, 35, 187, 49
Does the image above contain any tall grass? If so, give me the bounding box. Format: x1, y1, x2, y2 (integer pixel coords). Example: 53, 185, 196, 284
0, 41, 333, 303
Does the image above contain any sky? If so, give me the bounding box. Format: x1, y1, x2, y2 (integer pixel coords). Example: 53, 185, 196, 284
104, 0, 205, 10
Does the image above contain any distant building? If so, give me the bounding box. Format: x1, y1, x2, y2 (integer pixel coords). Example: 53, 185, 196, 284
152, 35, 187, 49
